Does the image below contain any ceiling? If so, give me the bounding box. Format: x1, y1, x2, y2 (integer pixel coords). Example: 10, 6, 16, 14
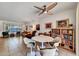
0, 2, 77, 23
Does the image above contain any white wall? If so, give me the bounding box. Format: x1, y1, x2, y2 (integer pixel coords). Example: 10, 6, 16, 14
0, 20, 4, 36
76, 3, 79, 56
30, 8, 76, 32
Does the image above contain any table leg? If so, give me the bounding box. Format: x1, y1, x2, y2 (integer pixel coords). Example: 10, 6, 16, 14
35, 42, 44, 49
41, 42, 44, 48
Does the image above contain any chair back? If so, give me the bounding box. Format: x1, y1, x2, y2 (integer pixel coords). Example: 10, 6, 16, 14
23, 38, 29, 45
55, 37, 61, 43
2, 32, 8, 35
54, 37, 61, 47
23, 38, 35, 47
16, 31, 20, 36
2, 32, 9, 37
32, 31, 36, 37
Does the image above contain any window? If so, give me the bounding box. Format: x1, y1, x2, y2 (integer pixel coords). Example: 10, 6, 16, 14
3, 23, 22, 32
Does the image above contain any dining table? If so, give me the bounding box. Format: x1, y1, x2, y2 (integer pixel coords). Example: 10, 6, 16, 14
32, 35, 54, 49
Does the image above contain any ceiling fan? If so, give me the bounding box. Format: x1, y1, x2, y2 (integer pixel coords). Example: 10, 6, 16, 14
34, 2, 57, 15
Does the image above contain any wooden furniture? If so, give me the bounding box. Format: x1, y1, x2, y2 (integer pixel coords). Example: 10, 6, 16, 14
38, 32, 51, 36
32, 31, 37, 37
36, 24, 40, 30
52, 28, 74, 52
22, 31, 32, 38
22, 31, 36, 39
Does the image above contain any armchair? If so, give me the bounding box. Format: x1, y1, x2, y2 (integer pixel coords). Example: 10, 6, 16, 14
2, 32, 9, 38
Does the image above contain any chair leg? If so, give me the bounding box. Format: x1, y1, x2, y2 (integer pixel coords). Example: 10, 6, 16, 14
56, 48, 60, 56
30, 47, 33, 54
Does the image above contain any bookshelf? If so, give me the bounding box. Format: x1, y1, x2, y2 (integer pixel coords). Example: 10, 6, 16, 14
52, 28, 74, 52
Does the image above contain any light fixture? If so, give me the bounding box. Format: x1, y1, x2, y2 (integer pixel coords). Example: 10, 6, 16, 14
44, 11, 47, 13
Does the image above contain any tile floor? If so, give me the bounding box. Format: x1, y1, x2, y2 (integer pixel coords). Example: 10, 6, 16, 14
0, 37, 76, 56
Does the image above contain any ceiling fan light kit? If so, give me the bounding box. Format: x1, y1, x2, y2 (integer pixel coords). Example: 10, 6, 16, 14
44, 11, 47, 13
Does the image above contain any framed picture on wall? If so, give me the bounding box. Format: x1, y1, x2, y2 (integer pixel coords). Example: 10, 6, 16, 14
36, 24, 40, 30
45, 23, 52, 29
56, 19, 69, 28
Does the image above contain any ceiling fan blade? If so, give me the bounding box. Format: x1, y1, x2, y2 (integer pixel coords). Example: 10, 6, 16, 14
47, 11, 53, 15
46, 2, 57, 11
34, 6, 44, 10
39, 10, 45, 15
